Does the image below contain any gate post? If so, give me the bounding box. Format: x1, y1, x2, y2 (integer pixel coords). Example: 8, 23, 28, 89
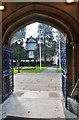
67, 42, 79, 116
71, 42, 78, 90
0, 43, 2, 104
72, 43, 76, 86
61, 41, 67, 106
0, 7, 2, 120
0, 6, 2, 104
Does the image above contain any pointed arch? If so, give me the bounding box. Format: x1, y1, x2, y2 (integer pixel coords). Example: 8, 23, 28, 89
2, 3, 79, 46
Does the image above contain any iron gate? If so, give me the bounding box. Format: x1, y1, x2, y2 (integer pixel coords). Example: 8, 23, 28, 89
61, 42, 67, 106
2, 45, 14, 102
62, 43, 79, 116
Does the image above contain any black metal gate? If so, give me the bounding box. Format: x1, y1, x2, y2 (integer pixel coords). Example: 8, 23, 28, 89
2, 45, 14, 102
62, 42, 79, 116
61, 42, 67, 106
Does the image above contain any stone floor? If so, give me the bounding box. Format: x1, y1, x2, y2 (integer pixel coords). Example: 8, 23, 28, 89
2, 66, 78, 119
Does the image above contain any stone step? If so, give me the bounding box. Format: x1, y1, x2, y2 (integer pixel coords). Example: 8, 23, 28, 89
3, 116, 78, 120
2, 116, 57, 120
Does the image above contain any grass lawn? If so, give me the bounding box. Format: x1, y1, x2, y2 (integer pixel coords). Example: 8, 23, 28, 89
14, 66, 48, 74
56, 67, 62, 73
14, 67, 18, 74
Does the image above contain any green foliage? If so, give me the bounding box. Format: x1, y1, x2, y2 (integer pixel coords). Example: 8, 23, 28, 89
35, 23, 57, 63
10, 27, 26, 45
11, 41, 26, 62
38, 23, 53, 37
14, 66, 48, 73
14, 67, 18, 74
56, 67, 62, 73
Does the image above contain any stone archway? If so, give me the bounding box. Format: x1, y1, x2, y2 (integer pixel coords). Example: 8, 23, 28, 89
2, 3, 79, 45
2, 3, 79, 116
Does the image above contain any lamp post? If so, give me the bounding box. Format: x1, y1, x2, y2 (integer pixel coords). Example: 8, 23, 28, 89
38, 40, 42, 70
59, 40, 61, 68
56, 31, 62, 68
17, 40, 21, 73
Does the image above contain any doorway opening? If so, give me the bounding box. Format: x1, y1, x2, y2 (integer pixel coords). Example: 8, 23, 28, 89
2, 22, 71, 119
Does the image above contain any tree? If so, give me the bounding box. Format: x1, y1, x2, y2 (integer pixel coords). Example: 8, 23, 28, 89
55, 30, 64, 52
55, 30, 64, 67
10, 27, 26, 46
10, 27, 27, 66
37, 23, 56, 64
11, 40, 26, 66
38, 23, 53, 38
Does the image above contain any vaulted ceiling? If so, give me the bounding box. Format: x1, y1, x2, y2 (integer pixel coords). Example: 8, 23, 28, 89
2, 2, 78, 21
1, 2, 79, 45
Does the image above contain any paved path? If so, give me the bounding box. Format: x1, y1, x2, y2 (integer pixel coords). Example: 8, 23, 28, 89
42, 66, 57, 73
2, 66, 77, 119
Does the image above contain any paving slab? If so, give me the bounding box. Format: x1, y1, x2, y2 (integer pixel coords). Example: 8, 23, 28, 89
2, 66, 78, 119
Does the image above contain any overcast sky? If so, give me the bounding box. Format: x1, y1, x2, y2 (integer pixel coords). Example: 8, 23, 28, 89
25, 22, 39, 38
25, 22, 58, 39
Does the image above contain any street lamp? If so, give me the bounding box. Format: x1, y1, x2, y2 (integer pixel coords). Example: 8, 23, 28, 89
56, 31, 62, 68
59, 40, 61, 68
38, 40, 42, 70
17, 40, 21, 73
